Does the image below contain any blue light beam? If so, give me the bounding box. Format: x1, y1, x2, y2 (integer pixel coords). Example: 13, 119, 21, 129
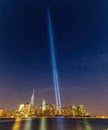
47, 9, 61, 109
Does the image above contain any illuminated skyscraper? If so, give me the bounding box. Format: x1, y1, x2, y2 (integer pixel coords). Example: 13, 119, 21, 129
30, 89, 35, 107
18, 104, 24, 112
42, 100, 46, 112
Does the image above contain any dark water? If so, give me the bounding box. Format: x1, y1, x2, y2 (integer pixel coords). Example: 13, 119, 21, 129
0, 118, 108, 130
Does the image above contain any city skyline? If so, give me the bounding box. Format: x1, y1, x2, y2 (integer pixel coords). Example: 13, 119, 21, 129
0, 0, 108, 115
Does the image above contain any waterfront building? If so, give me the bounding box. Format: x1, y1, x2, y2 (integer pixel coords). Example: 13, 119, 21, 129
18, 104, 24, 112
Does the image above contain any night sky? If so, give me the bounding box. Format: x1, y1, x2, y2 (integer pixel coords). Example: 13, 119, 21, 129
0, 0, 108, 115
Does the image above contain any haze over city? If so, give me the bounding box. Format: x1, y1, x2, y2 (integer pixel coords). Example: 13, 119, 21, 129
0, 0, 108, 115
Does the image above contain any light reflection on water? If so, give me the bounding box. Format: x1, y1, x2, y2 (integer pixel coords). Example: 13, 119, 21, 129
39, 118, 47, 130
0, 118, 108, 130
76, 123, 83, 130
84, 119, 92, 130
24, 118, 32, 130
56, 118, 65, 130
12, 118, 21, 130
77, 125, 83, 130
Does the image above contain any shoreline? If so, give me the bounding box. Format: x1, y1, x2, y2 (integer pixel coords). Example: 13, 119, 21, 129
0, 117, 108, 119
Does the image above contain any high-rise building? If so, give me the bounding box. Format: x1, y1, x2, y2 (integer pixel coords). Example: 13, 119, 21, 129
24, 103, 31, 114
30, 89, 35, 107
42, 100, 46, 112
18, 104, 24, 112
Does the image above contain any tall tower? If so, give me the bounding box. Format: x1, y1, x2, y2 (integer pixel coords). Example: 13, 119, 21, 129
30, 89, 35, 107
42, 100, 46, 112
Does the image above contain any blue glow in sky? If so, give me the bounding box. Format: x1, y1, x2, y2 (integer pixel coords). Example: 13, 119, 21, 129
48, 9, 61, 108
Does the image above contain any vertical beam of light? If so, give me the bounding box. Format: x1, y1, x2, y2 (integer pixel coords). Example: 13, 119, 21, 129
47, 9, 61, 109
12, 118, 21, 130
24, 118, 32, 130
39, 118, 47, 130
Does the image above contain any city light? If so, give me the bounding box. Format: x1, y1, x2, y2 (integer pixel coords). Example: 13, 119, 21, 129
0, 90, 90, 118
